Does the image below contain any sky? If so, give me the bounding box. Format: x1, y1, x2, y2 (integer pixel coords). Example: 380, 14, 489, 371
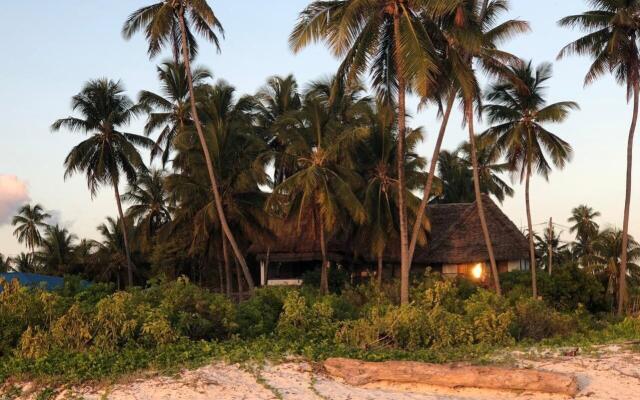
0, 0, 637, 256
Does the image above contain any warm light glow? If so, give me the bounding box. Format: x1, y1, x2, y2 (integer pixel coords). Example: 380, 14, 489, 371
471, 263, 483, 280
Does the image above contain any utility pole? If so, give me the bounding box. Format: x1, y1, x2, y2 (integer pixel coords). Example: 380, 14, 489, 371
548, 217, 553, 276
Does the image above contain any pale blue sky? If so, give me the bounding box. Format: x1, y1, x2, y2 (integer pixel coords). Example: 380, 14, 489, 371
0, 1, 636, 255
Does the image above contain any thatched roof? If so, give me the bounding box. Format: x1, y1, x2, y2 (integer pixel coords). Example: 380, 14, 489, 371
249, 213, 348, 263
413, 195, 529, 264
250, 195, 529, 264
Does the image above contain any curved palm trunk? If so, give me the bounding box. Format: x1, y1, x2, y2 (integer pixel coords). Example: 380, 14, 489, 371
409, 90, 456, 264
113, 183, 133, 286
466, 103, 501, 295
222, 235, 232, 297
619, 84, 639, 315
177, 9, 255, 292
525, 161, 537, 298
377, 249, 384, 288
393, 10, 410, 305
316, 206, 329, 294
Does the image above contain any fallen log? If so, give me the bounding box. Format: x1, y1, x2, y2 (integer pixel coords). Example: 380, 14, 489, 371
324, 358, 578, 396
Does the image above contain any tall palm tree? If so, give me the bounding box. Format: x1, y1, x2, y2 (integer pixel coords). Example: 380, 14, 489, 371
51, 79, 153, 286
290, 0, 458, 304
410, 0, 529, 273
123, 169, 172, 250
94, 217, 135, 289
123, 1, 254, 290
269, 85, 368, 294
254, 75, 303, 186
355, 101, 429, 286
558, 0, 640, 314
569, 204, 601, 269
139, 61, 212, 165
11, 204, 51, 258
594, 228, 640, 312
169, 81, 272, 293
482, 61, 577, 298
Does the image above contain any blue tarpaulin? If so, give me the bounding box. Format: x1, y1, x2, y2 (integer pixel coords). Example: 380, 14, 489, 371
0, 272, 65, 291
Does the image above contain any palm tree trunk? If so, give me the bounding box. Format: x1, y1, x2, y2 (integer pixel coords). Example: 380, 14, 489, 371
235, 259, 243, 301
177, 8, 254, 292
409, 89, 456, 263
466, 103, 501, 295
525, 161, 537, 298
548, 217, 553, 276
222, 235, 232, 297
316, 206, 329, 295
377, 249, 384, 288
113, 183, 133, 287
393, 9, 410, 306
619, 83, 639, 315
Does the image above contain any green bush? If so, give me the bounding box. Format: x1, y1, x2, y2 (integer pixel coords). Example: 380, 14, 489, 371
236, 286, 289, 338
301, 264, 350, 293
512, 297, 576, 341
276, 291, 337, 342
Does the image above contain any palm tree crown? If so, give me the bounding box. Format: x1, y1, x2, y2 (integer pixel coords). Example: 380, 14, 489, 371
11, 204, 51, 255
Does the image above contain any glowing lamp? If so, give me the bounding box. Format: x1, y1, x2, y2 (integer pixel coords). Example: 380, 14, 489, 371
471, 263, 483, 280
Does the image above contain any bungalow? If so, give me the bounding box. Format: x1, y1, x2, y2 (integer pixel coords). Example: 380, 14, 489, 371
249, 195, 529, 286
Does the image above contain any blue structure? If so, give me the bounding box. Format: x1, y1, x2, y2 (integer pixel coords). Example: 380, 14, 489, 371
0, 272, 65, 291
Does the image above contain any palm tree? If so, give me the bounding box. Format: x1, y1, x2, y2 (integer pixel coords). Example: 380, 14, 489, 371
123, 1, 254, 290
534, 229, 571, 272
12, 253, 38, 273
290, 0, 459, 304
123, 169, 172, 250
94, 217, 135, 289
51, 79, 153, 286
410, 0, 529, 272
38, 225, 78, 275
169, 81, 272, 294
430, 140, 514, 204
558, 0, 640, 314
482, 61, 577, 298
11, 204, 51, 258
139, 61, 212, 165
254, 75, 303, 186
569, 205, 601, 269
269, 84, 368, 294
355, 101, 429, 286
0, 253, 12, 273
594, 228, 640, 312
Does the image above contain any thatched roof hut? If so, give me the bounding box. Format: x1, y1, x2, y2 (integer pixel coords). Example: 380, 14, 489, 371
249, 195, 528, 269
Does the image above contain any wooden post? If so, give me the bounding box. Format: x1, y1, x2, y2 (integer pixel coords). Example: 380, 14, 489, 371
260, 260, 267, 286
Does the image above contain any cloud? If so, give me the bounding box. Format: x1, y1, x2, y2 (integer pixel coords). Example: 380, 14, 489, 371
0, 175, 30, 225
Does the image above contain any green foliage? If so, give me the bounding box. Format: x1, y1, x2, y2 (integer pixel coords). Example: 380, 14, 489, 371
301, 265, 351, 294
276, 291, 338, 342
512, 298, 575, 341
236, 287, 290, 338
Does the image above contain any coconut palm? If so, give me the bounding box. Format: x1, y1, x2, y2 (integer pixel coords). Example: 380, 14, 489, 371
534, 230, 571, 272
51, 79, 153, 287
569, 205, 601, 269
269, 85, 368, 294
12, 253, 38, 273
594, 228, 640, 312
93, 217, 136, 288
254, 75, 303, 186
11, 204, 51, 258
0, 253, 12, 273
168, 81, 272, 294
139, 61, 212, 165
123, 1, 254, 290
38, 225, 78, 275
558, 0, 640, 314
290, 0, 460, 303
410, 0, 530, 273
430, 140, 514, 204
355, 101, 429, 286
482, 61, 577, 298
123, 169, 172, 250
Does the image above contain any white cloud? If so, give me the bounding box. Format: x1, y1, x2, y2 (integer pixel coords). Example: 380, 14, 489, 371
0, 175, 30, 225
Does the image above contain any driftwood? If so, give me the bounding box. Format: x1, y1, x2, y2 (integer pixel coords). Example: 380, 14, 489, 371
324, 358, 578, 396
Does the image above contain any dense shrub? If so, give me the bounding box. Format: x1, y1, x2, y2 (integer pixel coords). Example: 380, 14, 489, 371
276, 291, 337, 342
501, 264, 607, 313
512, 298, 576, 341
236, 286, 289, 338
301, 265, 350, 293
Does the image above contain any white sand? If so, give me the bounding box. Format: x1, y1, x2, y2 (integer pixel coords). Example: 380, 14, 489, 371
8, 346, 640, 399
